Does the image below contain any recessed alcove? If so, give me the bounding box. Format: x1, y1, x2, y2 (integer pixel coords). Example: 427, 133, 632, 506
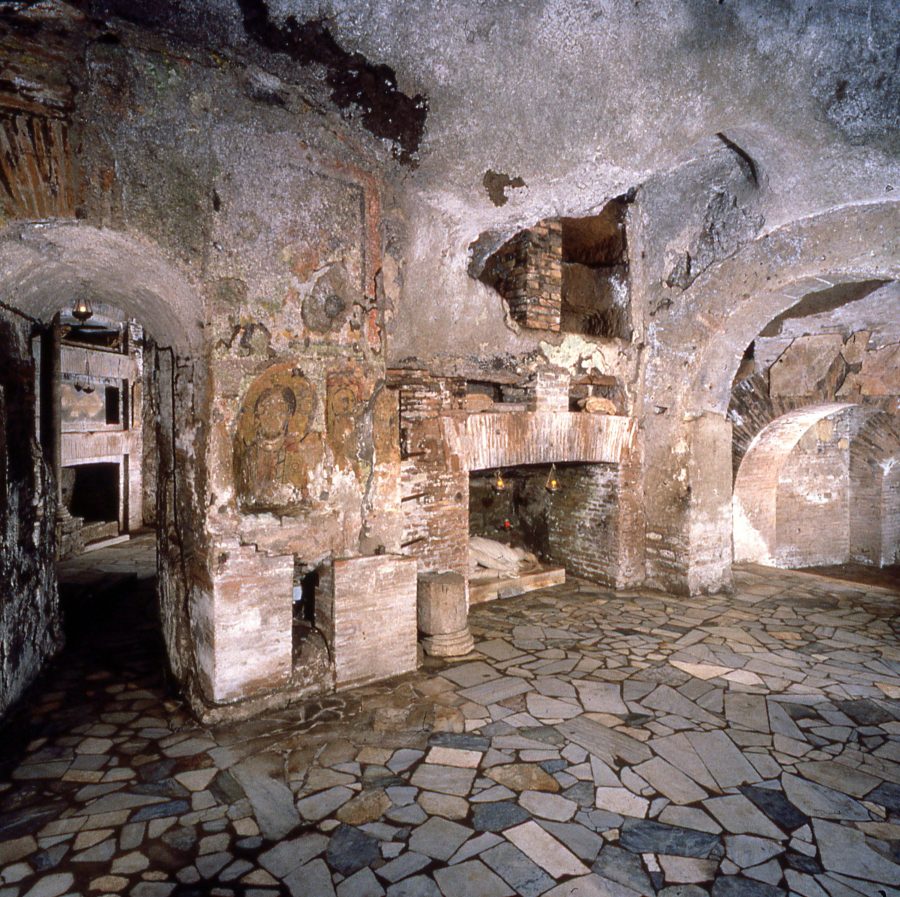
468, 464, 566, 604
473, 196, 632, 339
68, 462, 119, 524
559, 197, 631, 339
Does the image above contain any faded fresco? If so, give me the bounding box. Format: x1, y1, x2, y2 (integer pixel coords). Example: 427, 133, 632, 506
326, 372, 363, 473
234, 366, 323, 512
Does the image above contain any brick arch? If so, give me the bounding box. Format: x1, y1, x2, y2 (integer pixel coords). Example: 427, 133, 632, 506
0, 222, 205, 352
640, 200, 898, 594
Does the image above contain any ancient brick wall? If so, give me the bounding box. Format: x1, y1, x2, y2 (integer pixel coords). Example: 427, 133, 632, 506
848, 413, 900, 566
545, 464, 620, 585
775, 417, 850, 567
480, 221, 563, 331
882, 462, 900, 566
0, 5, 84, 226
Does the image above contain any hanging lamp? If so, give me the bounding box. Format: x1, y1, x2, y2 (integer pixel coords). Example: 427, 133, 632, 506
545, 463, 560, 493
72, 295, 93, 323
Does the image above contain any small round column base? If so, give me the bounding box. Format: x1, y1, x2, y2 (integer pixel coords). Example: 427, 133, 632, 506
421, 627, 475, 658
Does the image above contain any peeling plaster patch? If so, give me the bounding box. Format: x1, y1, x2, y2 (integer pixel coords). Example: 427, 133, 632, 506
482, 170, 526, 207
538, 333, 621, 376
732, 499, 771, 564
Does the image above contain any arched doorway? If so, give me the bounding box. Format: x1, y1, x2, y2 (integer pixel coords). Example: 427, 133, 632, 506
0, 222, 207, 714
639, 199, 899, 594
733, 404, 900, 571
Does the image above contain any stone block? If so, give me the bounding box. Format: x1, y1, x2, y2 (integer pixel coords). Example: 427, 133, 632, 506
530, 369, 570, 413
320, 555, 419, 688
769, 334, 843, 396
208, 547, 293, 703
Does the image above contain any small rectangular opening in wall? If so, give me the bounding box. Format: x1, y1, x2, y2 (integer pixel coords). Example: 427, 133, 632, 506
293, 565, 319, 625
291, 559, 330, 689
68, 462, 119, 523
105, 386, 120, 425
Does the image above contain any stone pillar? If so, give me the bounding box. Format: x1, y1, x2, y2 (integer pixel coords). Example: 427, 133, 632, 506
417, 571, 474, 657
684, 413, 734, 594
643, 412, 733, 596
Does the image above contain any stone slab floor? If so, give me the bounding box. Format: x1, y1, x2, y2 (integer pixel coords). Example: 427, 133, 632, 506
1, 543, 899, 897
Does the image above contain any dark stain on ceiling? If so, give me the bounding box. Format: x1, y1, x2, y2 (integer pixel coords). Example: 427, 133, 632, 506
236, 0, 427, 165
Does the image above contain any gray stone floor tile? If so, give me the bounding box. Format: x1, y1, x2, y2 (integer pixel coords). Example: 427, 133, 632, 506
408, 817, 471, 861
385, 875, 441, 897
481, 841, 555, 897
377, 851, 431, 883
338, 867, 386, 897
813, 819, 900, 885
409, 765, 476, 797
704, 795, 788, 841
684, 731, 761, 789
433, 859, 514, 897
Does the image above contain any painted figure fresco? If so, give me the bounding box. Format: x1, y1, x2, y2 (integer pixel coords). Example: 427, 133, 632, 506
235, 366, 322, 511
326, 374, 361, 471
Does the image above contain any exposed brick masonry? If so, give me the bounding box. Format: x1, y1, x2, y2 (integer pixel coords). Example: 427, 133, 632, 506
480, 220, 563, 331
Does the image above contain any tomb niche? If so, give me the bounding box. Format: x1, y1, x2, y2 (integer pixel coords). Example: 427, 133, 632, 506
234, 364, 324, 513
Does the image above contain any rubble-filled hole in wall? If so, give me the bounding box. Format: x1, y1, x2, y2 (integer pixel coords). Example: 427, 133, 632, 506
473, 196, 631, 338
